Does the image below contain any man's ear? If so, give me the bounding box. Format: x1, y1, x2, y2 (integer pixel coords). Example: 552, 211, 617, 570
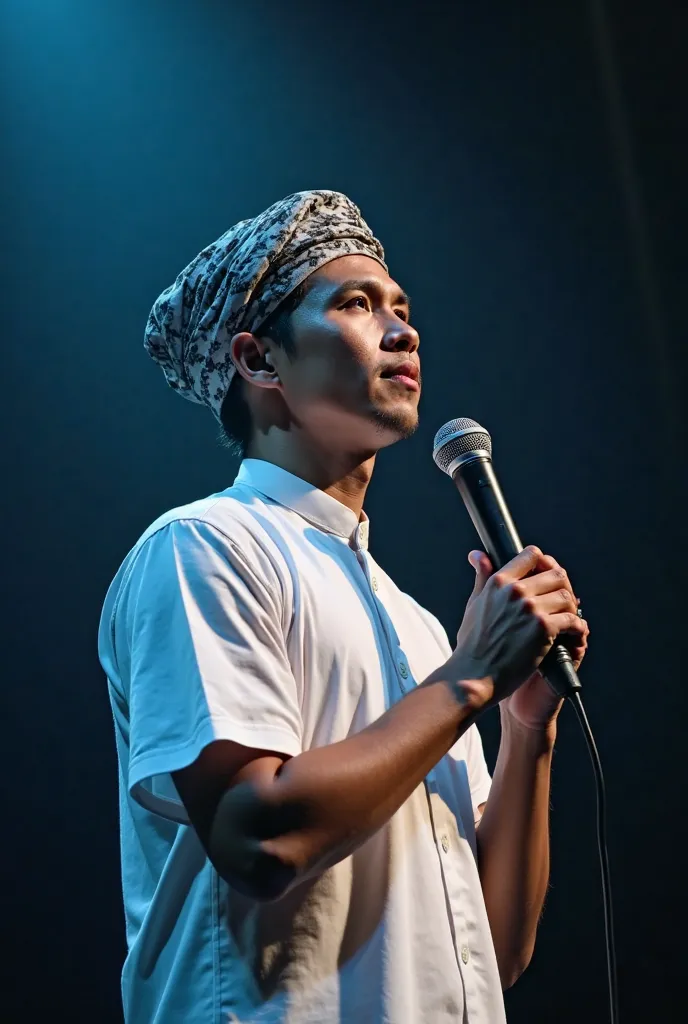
230, 332, 280, 387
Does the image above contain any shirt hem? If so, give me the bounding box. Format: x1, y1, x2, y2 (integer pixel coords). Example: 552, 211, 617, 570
129, 716, 302, 802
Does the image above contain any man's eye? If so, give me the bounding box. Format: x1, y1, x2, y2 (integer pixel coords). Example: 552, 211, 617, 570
395, 309, 408, 322
344, 295, 369, 310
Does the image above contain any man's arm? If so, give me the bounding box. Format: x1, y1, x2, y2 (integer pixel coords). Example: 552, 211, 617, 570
173, 546, 584, 903
475, 710, 556, 989
174, 658, 485, 899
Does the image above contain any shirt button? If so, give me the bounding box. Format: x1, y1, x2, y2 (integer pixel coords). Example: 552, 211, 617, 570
440, 833, 450, 853
372, 576, 379, 592
461, 944, 470, 964
398, 660, 408, 679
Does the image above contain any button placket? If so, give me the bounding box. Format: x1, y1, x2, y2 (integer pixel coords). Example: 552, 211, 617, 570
444, 842, 487, 1015
355, 549, 415, 699
427, 792, 479, 992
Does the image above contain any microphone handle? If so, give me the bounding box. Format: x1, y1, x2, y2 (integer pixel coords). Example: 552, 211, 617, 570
453, 457, 581, 697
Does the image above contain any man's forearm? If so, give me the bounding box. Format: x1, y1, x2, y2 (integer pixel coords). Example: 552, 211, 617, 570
476, 709, 556, 988
211, 661, 488, 899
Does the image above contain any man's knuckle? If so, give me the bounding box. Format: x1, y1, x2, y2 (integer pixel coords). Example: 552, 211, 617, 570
553, 565, 567, 582
560, 588, 573, 606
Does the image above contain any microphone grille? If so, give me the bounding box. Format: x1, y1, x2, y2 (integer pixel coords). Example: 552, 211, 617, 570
432, 417, 492, 475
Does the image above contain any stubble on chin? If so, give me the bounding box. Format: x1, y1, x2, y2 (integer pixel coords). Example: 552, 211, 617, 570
371, 405, 420, 442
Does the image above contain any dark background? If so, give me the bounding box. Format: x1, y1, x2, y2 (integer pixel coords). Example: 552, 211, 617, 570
3, 0, 686, 1020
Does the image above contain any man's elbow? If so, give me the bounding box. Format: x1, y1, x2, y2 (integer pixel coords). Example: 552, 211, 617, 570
206, 779, 310, 902
212, 842, 299, 903
222, 868, 293, 903
499, 947, 534, 990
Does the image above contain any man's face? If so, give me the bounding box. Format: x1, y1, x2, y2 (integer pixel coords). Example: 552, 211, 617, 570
272, 254, 421, 451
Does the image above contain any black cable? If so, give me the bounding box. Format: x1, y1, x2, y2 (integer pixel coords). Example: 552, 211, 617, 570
568, 690, 619, 1024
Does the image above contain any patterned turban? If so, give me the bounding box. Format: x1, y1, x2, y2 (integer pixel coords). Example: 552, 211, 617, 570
144, 189, 387, 422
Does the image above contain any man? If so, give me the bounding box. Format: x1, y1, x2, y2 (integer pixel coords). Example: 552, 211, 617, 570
99, 190, 588, 1023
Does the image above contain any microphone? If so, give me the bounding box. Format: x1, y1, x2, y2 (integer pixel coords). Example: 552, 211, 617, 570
432, 417, 581, 698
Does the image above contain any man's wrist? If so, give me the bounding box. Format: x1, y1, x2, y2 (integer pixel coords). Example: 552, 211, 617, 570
499, 703, 558, 752
455, 677, 495, 714
445, 654, 495, 716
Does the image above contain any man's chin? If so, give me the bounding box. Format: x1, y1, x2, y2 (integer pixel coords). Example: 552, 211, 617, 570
371, 407, 419, 445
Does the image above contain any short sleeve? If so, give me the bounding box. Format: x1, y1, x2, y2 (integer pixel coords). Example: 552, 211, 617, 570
116, 518, 302, 822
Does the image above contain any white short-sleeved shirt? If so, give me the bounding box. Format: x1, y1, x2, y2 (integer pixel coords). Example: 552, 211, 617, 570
99, 459, 505, 1024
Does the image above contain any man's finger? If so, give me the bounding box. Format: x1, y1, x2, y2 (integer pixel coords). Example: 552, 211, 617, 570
519, 566, 575, 599
493, 545, 542, 583
468, 550, 493, 596
545, 613, 588, 642
527, 589, 578, 615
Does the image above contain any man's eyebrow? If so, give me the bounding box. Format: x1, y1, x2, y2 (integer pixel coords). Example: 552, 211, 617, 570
328, 278, 412, 313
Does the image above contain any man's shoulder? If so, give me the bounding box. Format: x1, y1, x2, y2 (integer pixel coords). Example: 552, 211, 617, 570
103, 484, 284, 601
100, 483, 291, 639
135, 481, 274, 551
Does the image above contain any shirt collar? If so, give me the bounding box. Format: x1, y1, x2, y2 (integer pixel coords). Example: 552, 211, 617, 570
233, 459, 370, 548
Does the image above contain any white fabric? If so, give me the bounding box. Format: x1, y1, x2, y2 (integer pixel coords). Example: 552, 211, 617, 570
99, 459, 505, 1023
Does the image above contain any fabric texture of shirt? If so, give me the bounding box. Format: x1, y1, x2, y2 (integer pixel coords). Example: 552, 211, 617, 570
98, 459, 506, 1023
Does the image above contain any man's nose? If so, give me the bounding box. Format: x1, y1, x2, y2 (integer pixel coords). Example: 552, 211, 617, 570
382, 321, 420, 353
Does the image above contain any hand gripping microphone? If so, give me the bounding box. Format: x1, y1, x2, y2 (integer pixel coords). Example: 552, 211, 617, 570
434, 418, 620, 1024
432, 417, 581, 699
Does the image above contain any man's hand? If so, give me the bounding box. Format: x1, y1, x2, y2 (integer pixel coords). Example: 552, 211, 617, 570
501, 614, 588, 734
453, 546, 588, 724
458, 547, 588, 986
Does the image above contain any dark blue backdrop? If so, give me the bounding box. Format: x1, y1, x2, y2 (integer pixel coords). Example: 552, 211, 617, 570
3, 1, 685, 1020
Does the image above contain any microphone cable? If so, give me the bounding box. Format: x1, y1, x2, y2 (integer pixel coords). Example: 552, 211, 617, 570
432, 417, 620, 1023
569, 689, 619, 1024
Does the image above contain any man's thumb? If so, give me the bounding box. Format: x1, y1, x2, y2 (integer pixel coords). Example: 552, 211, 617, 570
468, 550, 493, 594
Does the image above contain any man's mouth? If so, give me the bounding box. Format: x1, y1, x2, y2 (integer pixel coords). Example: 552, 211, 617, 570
380, 360, 420, 391
383, 374, 420, 391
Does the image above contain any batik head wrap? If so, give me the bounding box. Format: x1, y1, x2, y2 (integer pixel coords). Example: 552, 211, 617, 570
144, 189, 387, 421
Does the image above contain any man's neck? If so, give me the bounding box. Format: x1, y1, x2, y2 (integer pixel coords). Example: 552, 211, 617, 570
246, 435, 376, 520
